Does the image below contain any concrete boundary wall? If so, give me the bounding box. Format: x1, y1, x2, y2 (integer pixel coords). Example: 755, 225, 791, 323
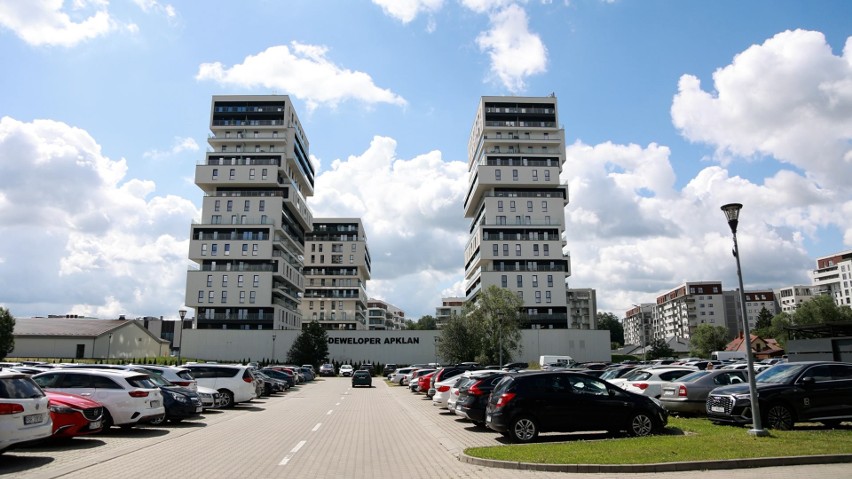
181, 329, 612, 365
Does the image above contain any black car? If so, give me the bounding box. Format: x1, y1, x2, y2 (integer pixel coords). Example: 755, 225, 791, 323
485, 371, 668, 442
706, 361, 852, 430
260, 368, 295, 388
455, 372, 508, 426
352, 370, 372, 388
142, 371, 203, 424
382, 364, 397, 377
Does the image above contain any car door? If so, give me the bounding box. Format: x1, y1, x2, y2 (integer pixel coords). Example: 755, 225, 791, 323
566, 374, 621, 432
794, 364, 838, 421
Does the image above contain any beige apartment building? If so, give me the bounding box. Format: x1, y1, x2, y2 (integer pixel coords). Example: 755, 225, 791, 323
566, 288, 597, 329
742, 290, 779, 329
435, 297, 465, 328
624, 303, 654, 348
367, 299, 406, 330
185, 95, 314, 330
301, 218, 371, 330
654, 281, 725, 340
463, 95, 572, 328
812, 250, 852, 308
775, 285, 815, 313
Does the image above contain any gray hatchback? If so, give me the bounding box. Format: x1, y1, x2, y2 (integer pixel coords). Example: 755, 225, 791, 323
351, 370, 372, 388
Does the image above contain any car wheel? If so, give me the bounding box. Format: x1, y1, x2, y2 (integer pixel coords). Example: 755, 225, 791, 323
627, 412, 656, 437
218, 389, 235, 408
148, 414, 166, 426
764, 403, 795, 430
473, 420, 485, 428
509, 416, 539, 443
101, 410, 114, 430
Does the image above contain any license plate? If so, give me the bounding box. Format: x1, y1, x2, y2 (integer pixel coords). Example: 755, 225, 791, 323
711, 406, 725, 413
89, 420, 102, 430
486, 414, 492, 422
663, 390, 674, 396
24, 414, 44, 425
150, 401, 161, 408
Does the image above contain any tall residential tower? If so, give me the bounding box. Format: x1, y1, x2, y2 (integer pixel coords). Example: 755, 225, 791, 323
185, 95, 314, 330
463, 96, 571, 328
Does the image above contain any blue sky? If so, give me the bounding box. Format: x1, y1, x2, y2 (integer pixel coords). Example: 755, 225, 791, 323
1, 0, 850, 322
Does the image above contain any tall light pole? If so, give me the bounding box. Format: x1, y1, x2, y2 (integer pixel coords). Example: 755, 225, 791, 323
271, 334, 277, 364
177, 309, 187, 365
497, 311, 503, 367
106, 333, 112, 361
721, 203, 769, 437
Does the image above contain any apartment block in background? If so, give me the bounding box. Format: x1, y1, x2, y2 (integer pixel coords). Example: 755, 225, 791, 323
435, 297, 465, 328
743, 290, 779, 328
775, 285, 815, 313
301, 218, 371, 330
566, 288, 597, 329
463, 95, 571, 328
367, 299, 406, 330
624, 303, 654, 348
812, 250, 852, 308
186, 95, 314, 330
654, 281, 724, 340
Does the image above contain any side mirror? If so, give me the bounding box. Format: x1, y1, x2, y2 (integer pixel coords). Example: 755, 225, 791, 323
800, 376, 816, 387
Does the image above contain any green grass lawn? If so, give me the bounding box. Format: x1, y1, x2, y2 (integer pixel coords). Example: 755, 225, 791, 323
464, 417, 852, 464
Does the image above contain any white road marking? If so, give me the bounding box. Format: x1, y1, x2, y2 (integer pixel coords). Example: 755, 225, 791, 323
335, 402, 340, 406
327, 409, 333, 415
312, 423, 322, 432
279, 440, 307, 466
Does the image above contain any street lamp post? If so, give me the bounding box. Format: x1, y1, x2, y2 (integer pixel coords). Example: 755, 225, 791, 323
105, 333, 113, 360
496, 312, 503, 367
271, 334, 277, 364
177, 309, 187, 365
721, 203, 769, 437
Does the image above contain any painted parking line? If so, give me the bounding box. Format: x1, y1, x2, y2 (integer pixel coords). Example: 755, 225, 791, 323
312, 423, 322, 432
327, 409, 333, 415
279, 440, 306, 466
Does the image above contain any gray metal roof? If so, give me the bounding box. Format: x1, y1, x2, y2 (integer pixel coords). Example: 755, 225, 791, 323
14, 318, 136, 337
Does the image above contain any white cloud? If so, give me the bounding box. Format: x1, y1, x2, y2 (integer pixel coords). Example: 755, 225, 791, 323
143, 136, 199, 159
0, 0, 128, 47
371, 0, 444, 24
475, 4, 548, 92
0, 116, 198, 319
131, 0, 176, 18
309, 136, 468, 317
672, 29, 852, 190
461, 0, 520, 14
196, 42, 408, 112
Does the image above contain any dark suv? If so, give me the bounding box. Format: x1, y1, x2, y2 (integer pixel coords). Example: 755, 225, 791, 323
485, 371, 668, 442
706, 361, 852, 429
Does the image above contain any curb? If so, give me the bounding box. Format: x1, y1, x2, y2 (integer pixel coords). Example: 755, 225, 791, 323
458, 452, 852, 473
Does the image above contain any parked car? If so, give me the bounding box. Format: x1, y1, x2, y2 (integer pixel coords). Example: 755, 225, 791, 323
706, 361, 852, 430
599, 366, 640, 382
351, 370, 373, 388
253, 370, 286, 396
427, 367, 467, 398
260, 368, 296, 389
339, 364, 354, 377
319, 364, 335, 377
45, 390, 104, 438
432, 376, 465, 409
621, 367, 699, 398
389, 367, 417, 385
409, 369, 436, 392
359, 364, 375, 375
32, 369, 164, 429
448, 369, 503, 414
383, 364, 397, 377
0, 371, 53, 453
415, 372, 436, 394
659, 369, 748, 416
485, 371, 668, 442
134, 365, 198, 392
181, 364, 257, 408
455, 372, 509, 426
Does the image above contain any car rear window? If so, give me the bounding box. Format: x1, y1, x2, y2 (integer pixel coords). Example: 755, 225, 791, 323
126, 375, 159, 389
0, 376, 44, 399
176, 370, 194, 381
677, 371, 709, 382
491, 376, 514, 395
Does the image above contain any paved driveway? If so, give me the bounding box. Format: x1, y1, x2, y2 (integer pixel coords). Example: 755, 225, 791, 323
2, 378, 849, 479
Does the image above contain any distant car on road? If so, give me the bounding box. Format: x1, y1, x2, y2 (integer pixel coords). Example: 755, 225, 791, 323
351, 370, 372, 388
339, 365, 354, 377
319, 364, 335, 377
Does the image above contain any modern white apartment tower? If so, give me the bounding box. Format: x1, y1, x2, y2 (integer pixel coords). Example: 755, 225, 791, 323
463, 96, 571, 328
367, 299, 406, 330
436, 297, 465, 328
812, 250, 852, 308
624, 303, 654, 347
185, 95, 314, 330
301, 218, 371, 330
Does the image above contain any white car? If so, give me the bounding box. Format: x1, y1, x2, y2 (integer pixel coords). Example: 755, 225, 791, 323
446, 369, 501, 414
134, 365, 198, 392
389, 367, 417, 385
432, 376, 465, 409
0, 372, 53, 453
339, 365, 354, 377
618, 367, 698, 398
32, 369, 164, 428
181, 364, 257, 408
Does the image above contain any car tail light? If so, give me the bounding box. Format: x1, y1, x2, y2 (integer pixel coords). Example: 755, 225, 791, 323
453, 389, 460, 396
0, 403, 24, 414
469, 380, 485, 396
678, 385, 688, 397
243, 371, 254, 383
631, 382, 649, 390
172, 381, 191, 386
437, 385, 450, 392
128, 390, 150, 398
494, 392, 516, 408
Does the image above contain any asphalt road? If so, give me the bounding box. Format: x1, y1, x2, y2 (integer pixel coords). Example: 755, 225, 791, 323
2, 377, 849, 479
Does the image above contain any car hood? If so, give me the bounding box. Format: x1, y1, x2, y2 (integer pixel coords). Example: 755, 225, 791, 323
46, 390, 102, 409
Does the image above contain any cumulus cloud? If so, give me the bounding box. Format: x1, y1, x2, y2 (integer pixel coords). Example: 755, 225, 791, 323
0, 0, 133, 47
371, 0, 444, 24
143, 136, 199, 160
0, 116, 198, 319
196, 42, 408, 112
474, 4, 548, 92
131, 0, 176, 19
309, 136, 468, 317
672, 29, 852, 190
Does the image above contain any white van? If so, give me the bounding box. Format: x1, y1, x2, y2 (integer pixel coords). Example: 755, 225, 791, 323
710, 351, 748, 361
539, 355, 574, 368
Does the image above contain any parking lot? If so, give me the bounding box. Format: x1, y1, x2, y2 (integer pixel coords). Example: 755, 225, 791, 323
2, 377, 850, 479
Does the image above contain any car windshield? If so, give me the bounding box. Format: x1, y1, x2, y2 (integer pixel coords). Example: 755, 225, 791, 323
600, 368, 628, 380
756, 363, 805, 384
621, 369, 648, 381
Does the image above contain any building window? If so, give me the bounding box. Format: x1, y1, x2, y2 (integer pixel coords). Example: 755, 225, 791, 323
224, 244, 230, 256
542, 201, 547, 212
212, 168, 219, 178
226, 200, 233, 212
512, 169, 518, 181
197, 290, 204, 303
211, 215, 221, 224
231, 215, 238, 224
242, 244, 248, 256
208, 291, 214, 303
221, 291, 227, 303
259, 200, 265, 212
501, 275, 508, 288
239, 291, 245, 304
211, 244, 218, 256
533, 244, 540, 256
515, 216, 522, 224
222, 275, 228, 287
532, 169, 538, 181
497, 216, 507, 225
516, 244, 521, 256
253, 275, 259, 287
244, 200, 250, 211
535, 291, 541, 304
527, 201, 533, 212
546, 291, 552, 303
238, 275, 244, 287
544, 216, 551, 225
214, 200, 220, 212
201, 244, 208, 256
252, 244, 258, 256
249, 291, 256, 304
493, 244, 499, 256
532, 275, 538, 287
543, 244, 549, 256
206, 274, 213, 287
249, 168, 255, 180
510, 201, 516, 211
229, 169, 235, 180
262, 168, 268, 180
498, 200, 503, 212
517, 275, 523, 287
544, 170, 550, 181
547, 275, 553, 287
495, 169, 502, 180
503, 244, 509, 256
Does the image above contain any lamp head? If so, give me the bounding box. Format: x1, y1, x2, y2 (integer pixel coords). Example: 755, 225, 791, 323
721, 203, 743, 233
179, 309, 187, 320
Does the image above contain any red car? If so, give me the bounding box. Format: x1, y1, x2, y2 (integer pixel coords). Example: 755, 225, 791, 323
417, 372, 435, 394
46, 390, 104, 438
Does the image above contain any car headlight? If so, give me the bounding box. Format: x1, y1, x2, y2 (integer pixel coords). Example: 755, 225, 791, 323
49, 405, 77, 414
166, 391, 189, 403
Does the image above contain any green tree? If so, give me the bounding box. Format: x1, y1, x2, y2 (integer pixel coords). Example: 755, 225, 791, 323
755, 307, 773, 330
286, 321, 329, 368
0, 307, 14, 359
596, 312, 624, 348
409, 315, 437, 330
647, 339, 675, 360
689, 324, 730, 358
436, 313, 482, 364
439, 286, 522, 365
767, 312, 794, 348
792, 295, 852, 325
